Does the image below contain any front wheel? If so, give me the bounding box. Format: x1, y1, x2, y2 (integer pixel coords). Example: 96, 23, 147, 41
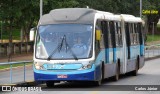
46, 81, 55, 87
94, 65, 103, 86
94, 79, 102, 86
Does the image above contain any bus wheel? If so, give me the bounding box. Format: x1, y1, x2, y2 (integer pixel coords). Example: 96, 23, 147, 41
94, 79, 102, 86
113, 63, 120, 81
132, 58, 139, 76
94, 67, 102, 86
46, 81, 54, 87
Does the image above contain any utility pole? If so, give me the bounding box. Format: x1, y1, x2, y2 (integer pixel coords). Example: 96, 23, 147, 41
140, 0, 142, 18
8, 0, 13, 62
40, 0, 43, 17
0, 21, 2, 56
152, 22, 154, 45
1, 21, 2, 43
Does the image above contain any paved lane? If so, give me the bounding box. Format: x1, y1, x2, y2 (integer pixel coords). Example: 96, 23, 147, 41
0, 65, 34, 84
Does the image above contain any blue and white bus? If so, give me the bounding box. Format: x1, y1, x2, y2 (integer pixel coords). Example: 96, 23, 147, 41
30, 8, 145, 87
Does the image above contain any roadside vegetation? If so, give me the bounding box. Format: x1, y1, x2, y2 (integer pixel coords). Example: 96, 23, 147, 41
146, 34, 160, 42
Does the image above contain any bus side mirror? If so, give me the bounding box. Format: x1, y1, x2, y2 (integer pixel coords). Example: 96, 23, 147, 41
30, 28, 36, 41
96, 30, 101, 41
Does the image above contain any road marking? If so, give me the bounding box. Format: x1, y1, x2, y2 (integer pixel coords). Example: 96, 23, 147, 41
91, 91, 98, 94
26, 80, 35, 83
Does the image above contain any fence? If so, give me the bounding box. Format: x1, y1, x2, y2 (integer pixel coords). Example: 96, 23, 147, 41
0, 61, 33, 84
145, 44, 160, 58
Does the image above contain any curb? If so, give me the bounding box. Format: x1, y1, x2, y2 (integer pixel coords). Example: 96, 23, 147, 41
145, 55, 160, 61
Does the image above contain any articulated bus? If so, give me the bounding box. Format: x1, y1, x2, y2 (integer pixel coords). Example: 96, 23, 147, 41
30, 8, 145, 87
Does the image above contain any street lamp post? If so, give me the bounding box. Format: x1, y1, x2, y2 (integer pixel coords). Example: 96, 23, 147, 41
140, 0, 142, 18
1, 21, 2, 43
40, 0, 43, 17
0, 21, 2, 56
152, 22, 154, 45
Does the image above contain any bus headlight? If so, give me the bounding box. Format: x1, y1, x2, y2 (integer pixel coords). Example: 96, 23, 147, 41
34, 62, 44, 70
82, 63, 92, 69
87, 64, 92, 69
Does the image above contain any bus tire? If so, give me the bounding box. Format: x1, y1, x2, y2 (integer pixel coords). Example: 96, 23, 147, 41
94, 64, 102, 86
46, 81, 55, 87
94, 79, 102, 86
132, 57, 139, 76
113, 62, 120, 81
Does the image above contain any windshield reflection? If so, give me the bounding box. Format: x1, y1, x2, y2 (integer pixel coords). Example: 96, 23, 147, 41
36, 24, 93, 60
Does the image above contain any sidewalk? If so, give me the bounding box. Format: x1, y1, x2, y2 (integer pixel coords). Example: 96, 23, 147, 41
0, 53, 33, 63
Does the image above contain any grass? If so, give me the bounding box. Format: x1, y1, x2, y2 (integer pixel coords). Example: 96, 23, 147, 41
157, 24, 160, 28
146, 34, 160, 42
0, 62, 32, 70
1, 29, 21, 40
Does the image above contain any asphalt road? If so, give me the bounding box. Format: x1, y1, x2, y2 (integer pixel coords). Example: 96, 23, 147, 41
0, 65, 34, 84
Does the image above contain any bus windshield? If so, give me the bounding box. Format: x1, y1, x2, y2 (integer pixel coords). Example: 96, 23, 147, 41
36, 24, 93, 60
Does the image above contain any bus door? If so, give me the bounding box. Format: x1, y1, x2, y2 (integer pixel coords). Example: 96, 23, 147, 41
125, 23, 131, 60
138, 23, 144, 56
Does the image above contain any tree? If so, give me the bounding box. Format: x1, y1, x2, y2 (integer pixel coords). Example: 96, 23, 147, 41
143, 0, 160, 34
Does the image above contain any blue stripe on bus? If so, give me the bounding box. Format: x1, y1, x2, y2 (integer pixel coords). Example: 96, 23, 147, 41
106, 48, 109, 63
113, 48, 116, 63
129, 45, 141, 59
140, 45, 144, 56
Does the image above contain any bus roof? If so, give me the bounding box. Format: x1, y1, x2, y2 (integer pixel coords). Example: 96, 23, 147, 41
38, 8, 142, 25
121, 14, 142, 23
104, 15, 121, 21
39, 8, 97, 25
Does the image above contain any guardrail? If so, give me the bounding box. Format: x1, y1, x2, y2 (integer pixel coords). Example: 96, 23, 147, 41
0, 61, 32, 84
145, 44, 160, 58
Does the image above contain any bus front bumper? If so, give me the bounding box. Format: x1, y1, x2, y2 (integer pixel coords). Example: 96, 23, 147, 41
33, 65, 96, 81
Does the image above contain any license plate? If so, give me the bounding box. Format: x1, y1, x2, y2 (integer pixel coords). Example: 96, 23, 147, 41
57, 75, 68, 78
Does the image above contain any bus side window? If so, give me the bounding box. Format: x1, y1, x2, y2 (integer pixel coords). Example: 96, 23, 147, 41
109, 21, 116, 48
115, 22, 122, 47
129, 23, 134, 45
115, 22, 119, 47
108, 22, 112, 48
125, 22, 130, 59
95, 20, 103, 53
118, 22, 122, 46
100, 21, 105, 49
138, 23, 143, 45
132, 23, 136, 45
134, 23, 139, 45
102, 21, 109, 48
125, 23, 130, 47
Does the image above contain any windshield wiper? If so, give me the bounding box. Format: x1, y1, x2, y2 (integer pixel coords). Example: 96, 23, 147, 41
47, 35, 65, 61
47, 35, 78, 61
63, 35, 78, 60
